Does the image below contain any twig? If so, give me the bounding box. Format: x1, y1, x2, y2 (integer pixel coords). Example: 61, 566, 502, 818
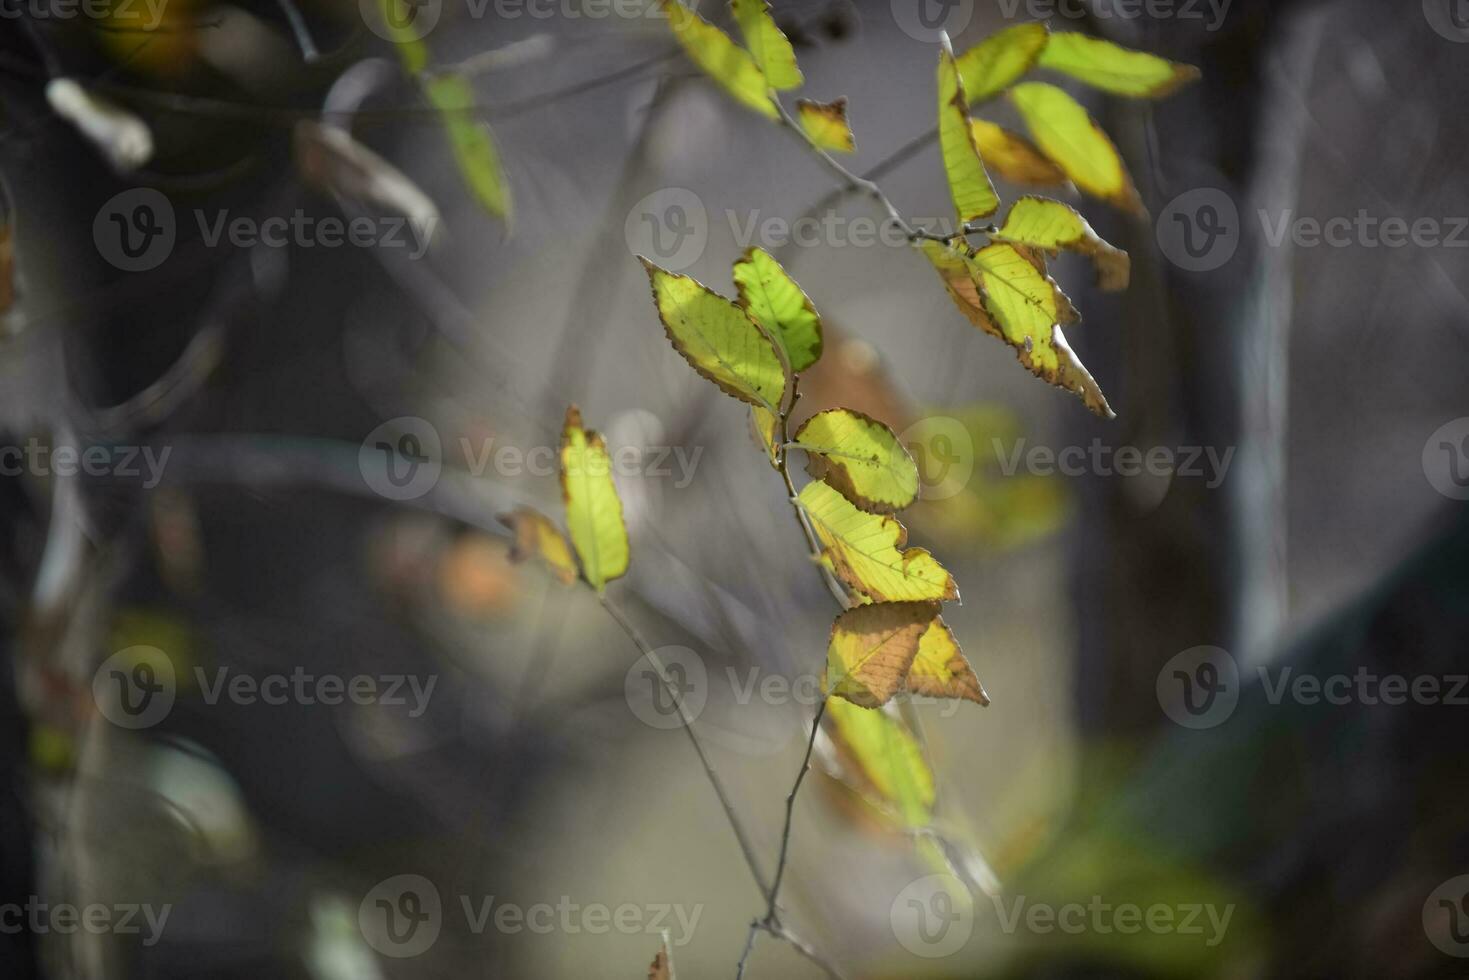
734, 919, 761, 980
764, 696, 827, 922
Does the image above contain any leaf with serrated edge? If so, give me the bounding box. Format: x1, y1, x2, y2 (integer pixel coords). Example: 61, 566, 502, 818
796, 97, 855, 152
1010, 82, 1141, 214
826, 601, 940, 707
995, 196, 1129, 291
908, 617, 988, 705
642, 257, 788, 411
1038, 32, 1200, 98
938, 37, 999, 224
970, 119, 1068, 188
731, 246, 823, 373
661, 0, 779, 119
795, 409, 918, 513
826, 697, 933, 827
955, 21, 1050, 103
559, 406, 629, 592
732, 0, 803, 90
424, 73, 511, 220
799, 480, 957, 603
497, 507, 578, 586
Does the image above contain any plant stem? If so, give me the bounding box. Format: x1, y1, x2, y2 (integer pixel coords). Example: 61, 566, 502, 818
763, 696, 828, 923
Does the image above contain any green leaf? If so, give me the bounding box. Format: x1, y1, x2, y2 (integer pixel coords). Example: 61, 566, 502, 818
994, 195, 1130, 291
796, 97, 855, 153
423, 73, 511, 220
908, 617, 988, 705
1010, 82, 1141, 214
799, 480, 958, 603
969, 118, 1068, 188
1038, 32, 1200, 98
794, 409, 919, 514
825, 601, 940, 707
642, 257, 788, 411
661, 0, 779, 119
731, 246, 823, 373
731, 0, 803, 91
377, 0, 430, 74
955, 21, 1050, 103
938, 37, 999, 225
826, 695, 933, 826
559, 406, 630, 593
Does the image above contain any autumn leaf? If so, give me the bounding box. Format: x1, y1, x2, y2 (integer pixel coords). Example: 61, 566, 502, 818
826, 601, 941, 707
424, 73, 512, 220
796, 97, 855, 153
794, 409, 919, 513
1038, 33, 1200, 98
799, 480, 958, 603
955, 21, 1050, 103
732, 0, 803, 90
937, 37, 999, 225
994, 196, 1130, 291
731, 246, 823, 373
1010, 82, 1141, 214
642, 257, 788, 411
908, 617, 988, 705
498, 507, 578, 586
969, 119, 1067, 188
560, 406, 630, 592
826, 696, 934, 827
661, 0, 779, 119
750, 405, 781, 469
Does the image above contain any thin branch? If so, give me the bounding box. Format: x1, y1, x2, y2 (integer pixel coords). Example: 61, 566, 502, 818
764, 696, 827, 922
734, 919, 761, 980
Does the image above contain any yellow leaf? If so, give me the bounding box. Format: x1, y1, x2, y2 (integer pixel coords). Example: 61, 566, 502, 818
1038, 33, 1200, 98
994, 195, 1130, 291
799, 480, 958, 603
938, 38, 999, 225
559, 406, 630, 593
908, 617, 988, 705
731, 0, 803, 90
796, 97, 855, 153
794, 408, 918, 514
1010, 82, 1141, 214
498, 507, 578, 586
750, 405, 781, 469
424, 73, 512, 220
732, 246, 823, 373
920, 239, 1113, 418
642, 257, 788, 411
955, 22, 1050, 103
969, 118, 1067, 188
826, 696, 934, 827
662, 0, 779, 119
826, 601, 940, 707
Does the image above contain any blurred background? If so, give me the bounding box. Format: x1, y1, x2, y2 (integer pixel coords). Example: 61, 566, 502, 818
2, 0, 1468, 976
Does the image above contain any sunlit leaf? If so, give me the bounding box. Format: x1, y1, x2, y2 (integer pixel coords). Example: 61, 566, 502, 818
731, 246, 823, 373
908, 617, 987, 705
560, 406, 630, 592
1038, 32, 1200, 98
969, 118, 1067, 188
794, 409, 918, 513
799, 480, 958, 603
642, 257, 788, 410
661, 0, 779, 119
732, 0, 803, 90
994, 195, 1129, 291
796, 97, 855, 152
921, 239, 1112, 417
826, 601, 941, 707
955, 22, 1050, 103
751, 406, 781, 469
826, 696, 934, 826
937, 39, 999, 225
1010, 82, 1141, 214
424, 73, 512, 220
498, 507, 578, 586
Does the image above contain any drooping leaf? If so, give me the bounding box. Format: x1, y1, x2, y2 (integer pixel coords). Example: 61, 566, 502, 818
920, 239, 1112, 417
826, 695, 933, 826
424, 73, 512, 220
1038, 32, 1200, 98
955, 22, 1050, 103
731, 246, 823, 373
750, 406, 781, 469
794, 409, 918, 513
969, 118, 1068, 188
559, 406, 630, 592
908, 617, 988, 705
1010, 82, 1141, 214
661, 0, 779, 119
937, 39, 999, 225
498, 507, 578, 586
994, 196, 1129, 291
731, 0, 803, 90
642, 258, 788, 411
796, 97, 855, 152
647, 937, 673, 980
826, 601, 941, 707
799, 480, 958, 603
